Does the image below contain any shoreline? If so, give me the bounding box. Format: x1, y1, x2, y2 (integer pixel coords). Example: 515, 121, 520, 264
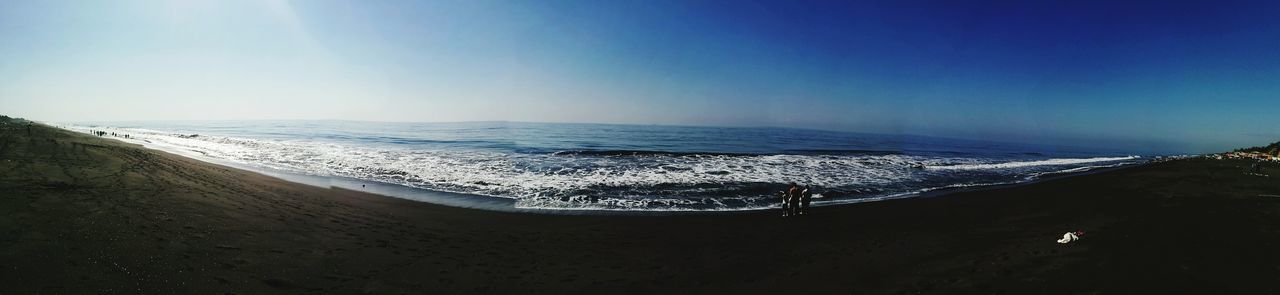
55, 124, 1149, 216
4, 123, 1278, 293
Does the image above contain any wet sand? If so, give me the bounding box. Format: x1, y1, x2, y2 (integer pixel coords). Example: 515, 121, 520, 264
2, 123, 1279, 294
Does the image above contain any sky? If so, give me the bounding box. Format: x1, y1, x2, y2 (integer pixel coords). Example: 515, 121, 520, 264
1, 0, 1278, 153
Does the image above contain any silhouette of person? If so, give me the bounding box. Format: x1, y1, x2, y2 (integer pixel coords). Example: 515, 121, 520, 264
800, 185, 812, 215
786, 182, 801, 217
780, 190, 791, 217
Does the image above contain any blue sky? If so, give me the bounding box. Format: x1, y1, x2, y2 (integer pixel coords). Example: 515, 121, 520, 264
1, 1, 1277, 153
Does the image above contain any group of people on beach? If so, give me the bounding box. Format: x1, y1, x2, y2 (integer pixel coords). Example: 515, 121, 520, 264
781, 182, 812, 217
89, 130, 130, 139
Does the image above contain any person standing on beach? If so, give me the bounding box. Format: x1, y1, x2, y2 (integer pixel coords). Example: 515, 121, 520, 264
780, 190, 791, 217
783, 182, 793, 216
799, 185, 812, 215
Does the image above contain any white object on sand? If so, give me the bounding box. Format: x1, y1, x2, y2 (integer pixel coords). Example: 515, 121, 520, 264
1056, 232, 1080, 244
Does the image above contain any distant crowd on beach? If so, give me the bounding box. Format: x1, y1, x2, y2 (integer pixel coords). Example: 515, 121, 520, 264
88, 130, 130, 139
781, 182, 812, 217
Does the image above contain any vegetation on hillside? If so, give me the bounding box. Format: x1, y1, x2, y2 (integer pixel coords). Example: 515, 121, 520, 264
1235, 141, 1280, 156
0, 115, 28, 124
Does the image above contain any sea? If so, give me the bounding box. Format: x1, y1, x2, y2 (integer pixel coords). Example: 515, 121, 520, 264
62, 121, 1148, 213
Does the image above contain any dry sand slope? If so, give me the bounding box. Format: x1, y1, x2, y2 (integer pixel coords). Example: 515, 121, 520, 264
2, 123, 1279, 294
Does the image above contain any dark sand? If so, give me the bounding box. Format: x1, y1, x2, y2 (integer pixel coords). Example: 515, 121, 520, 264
2, 124, 1279, 294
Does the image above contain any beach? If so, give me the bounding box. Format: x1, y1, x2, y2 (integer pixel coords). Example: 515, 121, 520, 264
3, 123, 1279, 294
56, 121, 1150, 212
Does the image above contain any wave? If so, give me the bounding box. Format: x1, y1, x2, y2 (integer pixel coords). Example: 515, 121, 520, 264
1028, 162, 1132, 178
781, 149, 903, 156
549, 149, 904, 157
62, 124, 1146, 212
550, 150, 753, 157
923, 156, 1139, 171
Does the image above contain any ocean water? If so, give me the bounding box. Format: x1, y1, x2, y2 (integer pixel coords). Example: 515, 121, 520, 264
64, 121, 1146, 212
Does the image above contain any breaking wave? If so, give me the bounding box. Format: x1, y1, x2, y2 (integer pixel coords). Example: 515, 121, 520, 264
63, 123, 1147, 212
923, 156, 1139, 171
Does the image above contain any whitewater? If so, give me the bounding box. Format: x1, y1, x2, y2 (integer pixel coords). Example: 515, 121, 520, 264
61, 121, 1148, 212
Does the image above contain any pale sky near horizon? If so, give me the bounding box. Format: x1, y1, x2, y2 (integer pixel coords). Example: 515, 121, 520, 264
2, 1, 1278, 154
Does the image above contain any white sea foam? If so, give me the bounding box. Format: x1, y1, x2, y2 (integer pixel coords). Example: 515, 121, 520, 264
64, 125, 1145, 211
923, 156, 1139, 171
1027, 162, 1131, 179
